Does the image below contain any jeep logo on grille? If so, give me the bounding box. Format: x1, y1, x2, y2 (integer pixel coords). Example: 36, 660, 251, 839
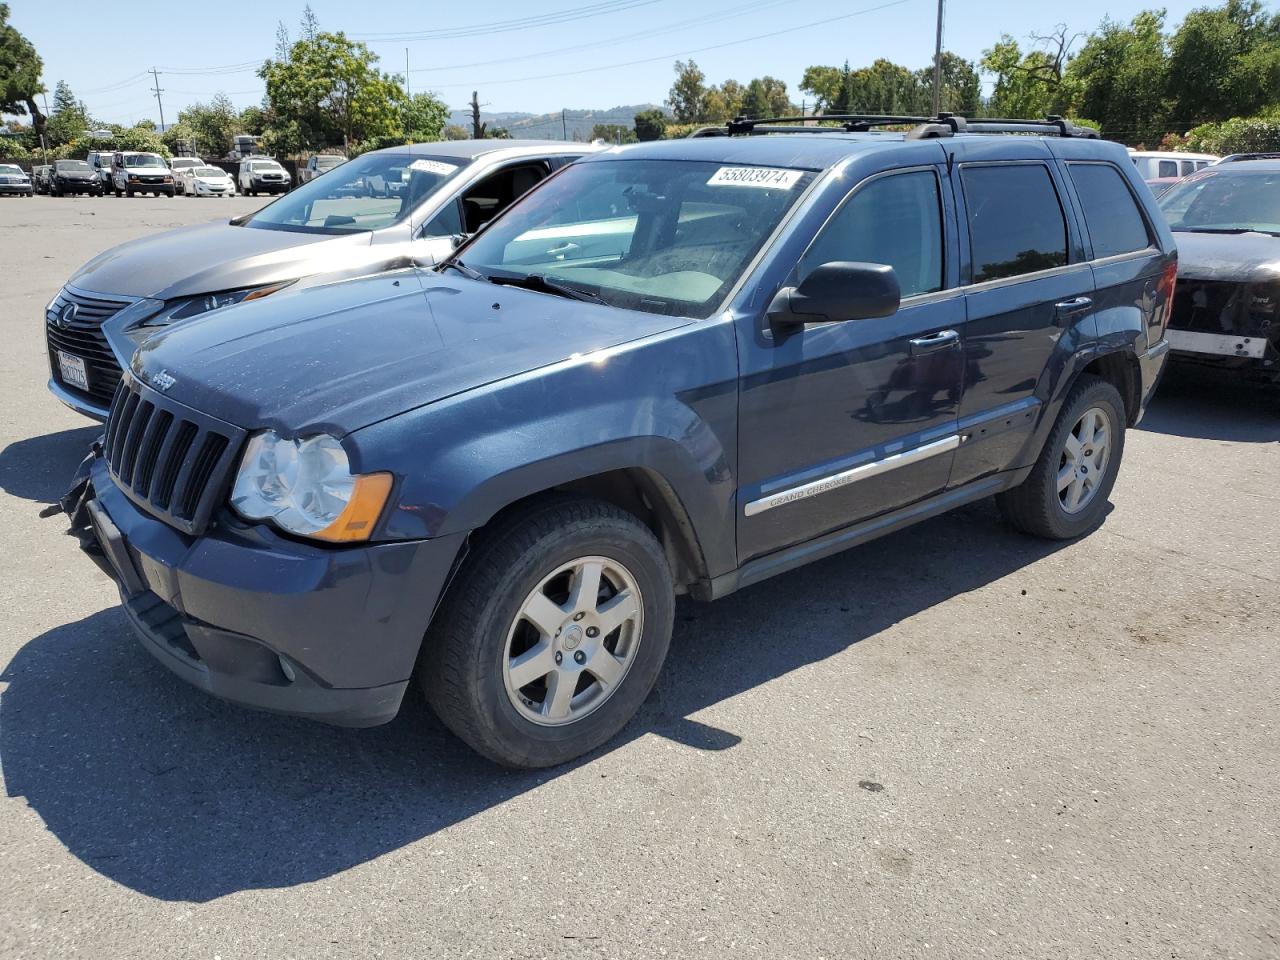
151, 370, 177, 392
56, 301, 78, 328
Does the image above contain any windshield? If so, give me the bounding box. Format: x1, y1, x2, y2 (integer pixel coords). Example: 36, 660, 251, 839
195, 167, 225, 178
1159, 169, 1280, 234
0, 165, 22, 176
171, 159, 199, 168
245, 151, 466, 234
452, 158, 814, 318
56, 160, 90, 172
251, 161, 282, 171
316, 156, 342, 168
124, 154, 165, 168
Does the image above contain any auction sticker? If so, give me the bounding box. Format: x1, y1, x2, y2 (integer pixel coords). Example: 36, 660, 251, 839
707, 166, 803, 189
408, 159, 460, 176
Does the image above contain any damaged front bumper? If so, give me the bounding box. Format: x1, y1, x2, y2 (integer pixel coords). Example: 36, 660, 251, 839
55, 446, 466, 727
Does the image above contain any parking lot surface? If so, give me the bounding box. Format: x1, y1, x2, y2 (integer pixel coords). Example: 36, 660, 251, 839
1, 196, 1277, 959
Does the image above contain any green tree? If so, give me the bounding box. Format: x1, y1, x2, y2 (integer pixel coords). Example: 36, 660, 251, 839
260, 31, 406, 152
741, 76, 791, 118
982, 27, 1079, 118
800, 64, 845, 113
591, 122, 636, 143
666, 59, 707, 124
404, 91, 449, 142
0, 4, 46, 141
1166, 0, 1280, 130
918, 52, 982, 115
444, 123, 470, 140
1069, 11, 1170, 144
633, 108, 667, 141
163, 93, 239, 157
45, 80, 89, 146
237, 105, 267, 136
703, 78, 744, 122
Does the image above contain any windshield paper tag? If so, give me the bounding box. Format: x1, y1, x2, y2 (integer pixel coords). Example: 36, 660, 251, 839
707, 166, 803, 189
408, 159, 459, 176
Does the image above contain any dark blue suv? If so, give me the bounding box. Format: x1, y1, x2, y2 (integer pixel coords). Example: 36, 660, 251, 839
60, 115, 1176, 767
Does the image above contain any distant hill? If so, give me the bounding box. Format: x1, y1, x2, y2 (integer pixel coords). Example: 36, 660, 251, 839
447, 104, 664, 142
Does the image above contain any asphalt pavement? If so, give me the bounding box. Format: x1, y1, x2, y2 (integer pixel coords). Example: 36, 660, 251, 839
1, 194, 1277, 959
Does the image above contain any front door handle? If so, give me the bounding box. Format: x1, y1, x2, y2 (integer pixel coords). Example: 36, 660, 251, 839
1054, 296, 1094, 324
909, 328, 960, 356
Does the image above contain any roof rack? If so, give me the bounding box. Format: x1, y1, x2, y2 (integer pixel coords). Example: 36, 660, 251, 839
690, 113, 1100, 140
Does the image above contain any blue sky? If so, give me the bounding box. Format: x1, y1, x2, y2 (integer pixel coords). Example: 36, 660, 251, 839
13, 0, 1209, 125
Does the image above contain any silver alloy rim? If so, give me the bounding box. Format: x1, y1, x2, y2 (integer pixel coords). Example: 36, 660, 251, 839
1058, 405, 1112, 514
502, 556, 644, 727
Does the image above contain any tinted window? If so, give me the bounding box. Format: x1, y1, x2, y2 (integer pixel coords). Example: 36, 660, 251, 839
1067, 163, 1151, 258
962, 164, 1068, 282
1158, 160, 1178, 178
800, 170, 944, 298
423, 199, 463, 237
1180, 160, 1195, 176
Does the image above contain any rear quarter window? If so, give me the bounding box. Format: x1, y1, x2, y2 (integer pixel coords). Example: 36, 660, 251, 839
961, 163, 1068, 283
1067, 163, 1152, 259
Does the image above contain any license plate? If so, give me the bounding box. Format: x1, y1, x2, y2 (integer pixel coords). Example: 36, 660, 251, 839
1166, 329, 1267, 359
58, 350, 89, 390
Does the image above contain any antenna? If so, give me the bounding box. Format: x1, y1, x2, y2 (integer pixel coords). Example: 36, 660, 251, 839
149, 67, 166, 130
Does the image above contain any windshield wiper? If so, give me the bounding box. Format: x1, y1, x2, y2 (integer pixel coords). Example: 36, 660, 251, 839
486, 273, 605, 304
439, 260, 487, 282
1177, 226, 1280, 235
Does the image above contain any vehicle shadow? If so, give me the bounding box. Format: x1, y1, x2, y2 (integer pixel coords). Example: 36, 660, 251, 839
1140, 366, 1280, 443
0, 426, 99, 503
1, 498, 1073, 903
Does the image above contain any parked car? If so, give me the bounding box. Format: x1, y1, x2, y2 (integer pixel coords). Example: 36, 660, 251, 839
31, 164, 51, 194
87, 150, 114, 194
1128, 150, 1218, 185
57, 115, 1174, 767
110, 151, 174, 197
49, 158, 103, 196
180, 164, 237, 197
1156, 158, 1280, 384
298, 153, 345, 184
0, 163, 33, 196
45, 140, 599, 418
168, 156, 205, 184
237, 156, 291, 196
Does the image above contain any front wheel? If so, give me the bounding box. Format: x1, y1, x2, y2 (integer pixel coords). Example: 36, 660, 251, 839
420, 498, 675, 768
997, 374, 1126, 540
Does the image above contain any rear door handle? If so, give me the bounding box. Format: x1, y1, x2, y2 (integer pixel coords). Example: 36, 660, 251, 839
1054, 296, 1094, 324
909, 329, 960, 356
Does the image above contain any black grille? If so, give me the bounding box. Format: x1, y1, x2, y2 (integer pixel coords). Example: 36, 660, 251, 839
102, 374, 244, 536
45, 286, 133, 408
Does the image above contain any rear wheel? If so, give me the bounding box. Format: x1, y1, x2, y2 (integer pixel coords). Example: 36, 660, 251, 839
997, 374, 1126, 540
419, 497, 675, 768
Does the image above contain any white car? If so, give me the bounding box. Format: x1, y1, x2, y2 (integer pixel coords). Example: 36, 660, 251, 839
1128, 150, 1218, 182
181, 164, 237, 197
237, 157, 291, 196
168, 157, 205, 183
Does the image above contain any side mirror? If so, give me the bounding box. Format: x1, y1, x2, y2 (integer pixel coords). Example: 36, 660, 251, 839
450, 233, 472, 249
768, 261, 901, 329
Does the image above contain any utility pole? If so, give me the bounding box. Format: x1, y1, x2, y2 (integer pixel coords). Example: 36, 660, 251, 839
561, 109, 567, 141
405, 48, 410, 98
470, 91, 486, 139
930, 0, 945, 116
150, 67, 166, 130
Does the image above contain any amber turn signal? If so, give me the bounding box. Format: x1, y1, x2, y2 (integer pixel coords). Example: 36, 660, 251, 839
310, 473, 394, 543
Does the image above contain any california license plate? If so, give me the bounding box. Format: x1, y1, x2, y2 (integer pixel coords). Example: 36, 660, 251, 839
58, 350, 89, 390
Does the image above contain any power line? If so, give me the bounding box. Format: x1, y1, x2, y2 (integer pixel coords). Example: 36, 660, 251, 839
353, 0, 663, 42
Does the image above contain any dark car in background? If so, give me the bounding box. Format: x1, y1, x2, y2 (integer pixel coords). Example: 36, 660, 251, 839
60, 115, 1175, 767
1157, 158, 1280, 384
49, 159, 103, 196
44, 140, 598, 419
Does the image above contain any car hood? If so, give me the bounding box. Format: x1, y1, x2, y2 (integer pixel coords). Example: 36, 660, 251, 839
69, 220, 374, 300
132, 269, 694, 436
55, 170, 94, 178
1174, 230, 1280, 283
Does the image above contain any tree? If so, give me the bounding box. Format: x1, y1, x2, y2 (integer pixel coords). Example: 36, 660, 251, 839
1069, 11, 1170, 143
0, 4, 46, 141
165, 93, 239, 157
703, 79, 744, 122
404, 91, 449, 142
982, 27, 1080, 118
633, 108, 666, 141
259, 31, 406, 152
45, 80, 89, 146
1166, 0, 1280, 131
591, 123, 636, 144
238, 105, 267, 136
666, 60, 706, 124
444, 123, 470, 140
918, 52, 982, 115
741, 76, 791, 118
800, 65, 846, 113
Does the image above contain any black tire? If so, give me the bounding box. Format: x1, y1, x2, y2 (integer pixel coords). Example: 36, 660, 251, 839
997, 374, 1126, 540
420, 497, 675, 768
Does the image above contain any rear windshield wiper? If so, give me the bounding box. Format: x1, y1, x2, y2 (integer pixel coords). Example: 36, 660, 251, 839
439, 260, 487, 281
486, 273, 605, 304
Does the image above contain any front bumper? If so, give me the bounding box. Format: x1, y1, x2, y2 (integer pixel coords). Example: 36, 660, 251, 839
0, 182, 32, 194
54, 179, 100, 194
62, 450, 466, 727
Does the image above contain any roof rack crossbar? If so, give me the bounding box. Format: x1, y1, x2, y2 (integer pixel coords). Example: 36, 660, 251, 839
699, 113, 1099, 140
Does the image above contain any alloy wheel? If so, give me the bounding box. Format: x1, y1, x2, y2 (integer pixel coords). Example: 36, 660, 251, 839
1057, 405, 1112, 514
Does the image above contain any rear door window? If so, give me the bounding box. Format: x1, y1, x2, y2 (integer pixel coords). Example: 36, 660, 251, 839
961, 163, 1068, 282
1067, 163, 1152, 258
800, 169, 944, 298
